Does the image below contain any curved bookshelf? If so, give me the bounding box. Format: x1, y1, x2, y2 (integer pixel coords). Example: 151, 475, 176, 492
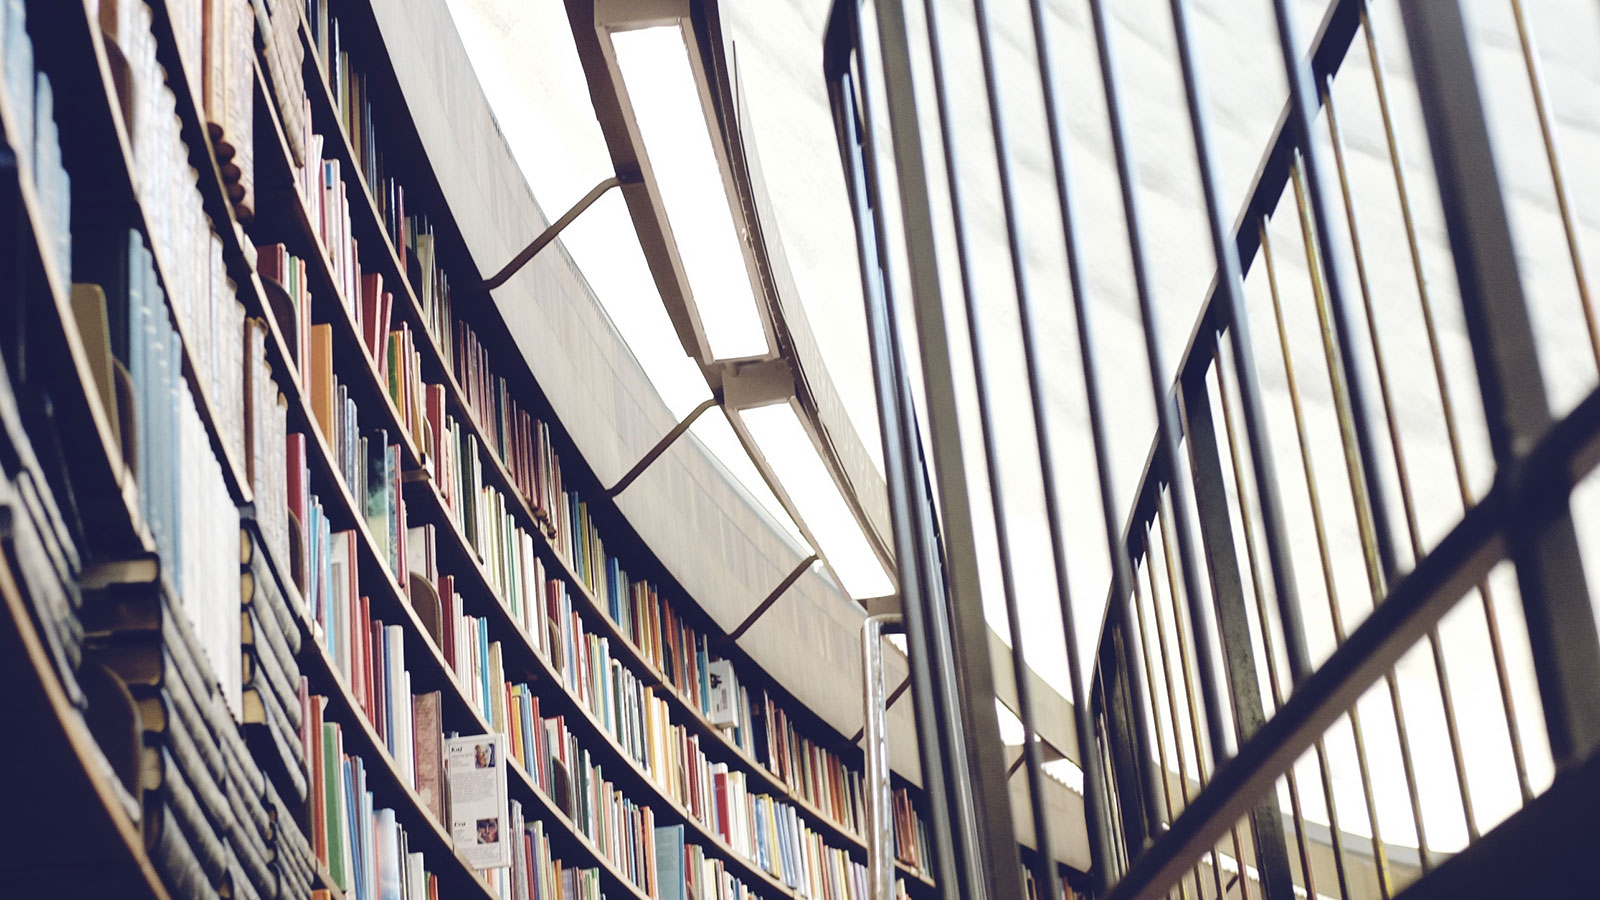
4, 0, 936, 898
291, 0, 940, 890
286, 10, 935, 885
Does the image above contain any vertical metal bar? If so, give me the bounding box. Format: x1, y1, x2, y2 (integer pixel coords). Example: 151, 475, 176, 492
1096, 678, 1136, 879
1085, 0, 1232, 787
825, 25, 963, 898
1105, 618, 1156, 856
1182, 370, 1297, 900
1165, 0, 1313, 689
861, 0, 1034, 889
864, 614, 905, 900
1320, 80, 1485, 846
1019, 0, 1118, 885
1212, 335, 1322, 900
1128, 552, 1188, 900
1287, 152, 1444, 881
909, 0, 1093, 892
1356, 0, 1533, 805
1509, 0, 1600, 370
1143, 523, 1226, 900
1269, 0, 1401, 586
1259, 221, 1384, 899
1028, 0, 1172, 866
1402, 0, 1600, 767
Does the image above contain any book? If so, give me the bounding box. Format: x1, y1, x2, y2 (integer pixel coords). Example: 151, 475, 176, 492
445, 733, 509, 870
655, 825, 686, 900
204, 0, 255, 218
412, 691, 446, 824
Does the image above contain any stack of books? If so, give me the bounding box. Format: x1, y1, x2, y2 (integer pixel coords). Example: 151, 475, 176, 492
79, 566, 244, 900
0, 361, 85, 709
240, 515, 309, 810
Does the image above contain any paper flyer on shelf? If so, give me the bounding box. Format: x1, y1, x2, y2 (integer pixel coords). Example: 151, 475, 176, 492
445, 733, 510, 870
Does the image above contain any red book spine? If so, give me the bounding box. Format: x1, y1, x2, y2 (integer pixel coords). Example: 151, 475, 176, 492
370, 618, 386, 740
438, 575, 456, 669
714, 770, 730, 842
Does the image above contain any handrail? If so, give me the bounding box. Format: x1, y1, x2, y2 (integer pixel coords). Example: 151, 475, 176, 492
825, 0, 1600, 898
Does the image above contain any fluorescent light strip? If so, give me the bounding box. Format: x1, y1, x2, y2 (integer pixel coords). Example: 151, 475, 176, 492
611, 25, 770, 361
739, 401, 893, 598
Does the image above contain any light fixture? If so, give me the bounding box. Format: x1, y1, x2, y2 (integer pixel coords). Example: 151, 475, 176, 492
738, 399, 893, 599
601, 9, 772, 362
572, 0, 896, 606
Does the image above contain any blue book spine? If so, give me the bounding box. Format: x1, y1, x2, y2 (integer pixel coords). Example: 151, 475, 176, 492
478, 617, 491, 723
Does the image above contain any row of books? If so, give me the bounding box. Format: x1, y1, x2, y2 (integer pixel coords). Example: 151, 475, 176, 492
74, 225, 245, 717
666, 831, 772, 900
1021, 867, 1085, 900
303, 3, 456, 382
241, 517, 310, 804
245, 314, 295, 594
499, 809, 612, 900
196, 0, 256, 218
494, 664, 891, 900
452, 322, 563, 524
303, 687, 444, 900
107, 0, 253, 469
419, 457, 917, 894
891, 789, 930, 877
0, 359, 86, 708
3, 0, 72, 289
594, 554, 873, 840
298, 315, 412, 580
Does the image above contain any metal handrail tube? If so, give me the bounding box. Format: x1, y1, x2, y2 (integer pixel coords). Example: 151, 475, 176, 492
863, 614, 905, 900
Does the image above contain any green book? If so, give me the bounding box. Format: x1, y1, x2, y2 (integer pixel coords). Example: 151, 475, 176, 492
323, 723, 347, 891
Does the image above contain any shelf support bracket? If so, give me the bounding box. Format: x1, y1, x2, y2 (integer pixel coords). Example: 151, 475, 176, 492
727, 553, 820, 641
476, 175, 633, 291
604, 397, 719, 498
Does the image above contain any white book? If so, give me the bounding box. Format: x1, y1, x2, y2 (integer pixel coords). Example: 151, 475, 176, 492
446, 733, 510, 871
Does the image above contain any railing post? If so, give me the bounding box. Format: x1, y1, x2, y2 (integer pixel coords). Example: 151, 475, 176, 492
1182, 371, 1297, 900
1401, 0, 1600, 767
863, 614, 905, 900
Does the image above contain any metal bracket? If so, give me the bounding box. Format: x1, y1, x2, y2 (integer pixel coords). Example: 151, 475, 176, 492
475, 175, 633, 292
604, 397, 718, 498
726, 553, 820, 642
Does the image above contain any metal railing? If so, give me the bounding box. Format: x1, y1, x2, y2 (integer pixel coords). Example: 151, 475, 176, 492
825, 1, 1600, 898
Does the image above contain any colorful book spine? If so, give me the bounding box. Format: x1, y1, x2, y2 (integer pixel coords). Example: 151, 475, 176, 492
303, 693, 440, 900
